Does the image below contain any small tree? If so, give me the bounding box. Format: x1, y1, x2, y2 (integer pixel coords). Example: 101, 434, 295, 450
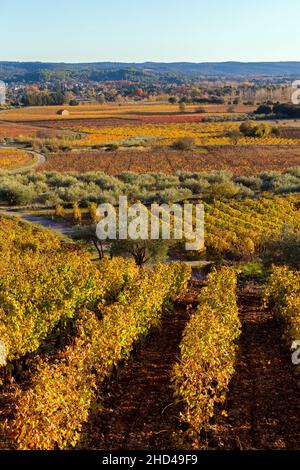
254, 104, 273, 115
110, 239, 172, 267
75, 225, 105, 260
171, 137, 195, 151
254, 123, 271, 138
72, 202, 82, 224
226, 129, 242, 145
240, 121, 271, 138
88, 202, 98, 224
239, 121, 256, 137
55, 204, 65, 218
179, 102, 186, 113
261, 227, 300, 270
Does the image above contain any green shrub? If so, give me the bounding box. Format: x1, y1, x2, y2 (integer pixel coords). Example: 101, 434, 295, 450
171, 137, 195, 151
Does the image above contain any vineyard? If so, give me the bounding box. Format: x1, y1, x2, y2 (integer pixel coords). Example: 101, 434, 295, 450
264, 266, 300, 346
75, 122, 300, 147
0, 208, 300, 450
2, 103, 300, 152
0, 99, 300, 453
0, 103, 254, 123
38, 145, 300, 176
204, 195, 300, 257
0, 215, 191, 449
0, 148, 34, 170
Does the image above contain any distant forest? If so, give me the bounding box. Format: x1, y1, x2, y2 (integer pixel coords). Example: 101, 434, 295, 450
1, 61, 300, 82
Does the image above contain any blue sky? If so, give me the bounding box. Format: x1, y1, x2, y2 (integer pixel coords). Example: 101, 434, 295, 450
0, 0, 299, 63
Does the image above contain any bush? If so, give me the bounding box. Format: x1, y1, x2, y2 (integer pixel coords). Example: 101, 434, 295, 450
235, 176, 262, 191
55, 203, 65, 217
171, 137, 195, 151
105, 143, 119, 151
158, 187, 193, 204
261, 227, 300, 269
182, 178, 210, 194
240, 121, 271, 138
254, 105, 273, 115
0, 182, 36, 206
210, 182, 240, 199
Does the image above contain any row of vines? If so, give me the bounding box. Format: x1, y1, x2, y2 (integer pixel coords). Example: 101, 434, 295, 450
204, 196, 300, 256
0, 215, 191, 450
172, 267, 240, 447
264, 266, 300, 347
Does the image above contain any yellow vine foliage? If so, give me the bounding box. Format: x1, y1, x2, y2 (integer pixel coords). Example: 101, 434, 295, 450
172, 267, 241, 446
204, 195, 300, 256
0, 148, 33, 169
5, 263, 191, 450
0, 216, 139, 362
72, 122, 300, 147
264, 266, 300, 345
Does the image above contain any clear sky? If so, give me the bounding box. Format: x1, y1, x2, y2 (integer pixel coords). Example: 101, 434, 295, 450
0, 0, 299, 63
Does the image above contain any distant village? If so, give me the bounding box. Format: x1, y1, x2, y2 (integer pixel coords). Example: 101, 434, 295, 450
1, 75, 294, 108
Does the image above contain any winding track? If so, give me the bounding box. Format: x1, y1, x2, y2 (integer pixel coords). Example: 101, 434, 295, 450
0, 208, 78, 238
0, 146, 76, 236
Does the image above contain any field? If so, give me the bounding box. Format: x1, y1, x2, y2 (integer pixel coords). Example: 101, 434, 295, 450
0, 103, 255, 123
2, 104, 300, 155
0, 100, 300, 452
0, 215, 300, 450
38, 145, 300, 175
0, 148, 34, 169
73, 121, 300, 147
5, 104, 300, 177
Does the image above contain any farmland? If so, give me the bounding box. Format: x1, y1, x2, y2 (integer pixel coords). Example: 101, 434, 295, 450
0, 148, 34, 169
3, 0, 300, 455
0, 212, 300, 450
39, 145, 300, 175
0, 97, 300, 452
0, 103, 255, 123
1, 102, 300, 178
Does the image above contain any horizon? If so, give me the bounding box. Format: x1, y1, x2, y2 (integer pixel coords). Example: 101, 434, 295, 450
2, 60, 300, 65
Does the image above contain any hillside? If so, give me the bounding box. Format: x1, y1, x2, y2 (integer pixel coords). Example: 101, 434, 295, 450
1, 61, 300, 81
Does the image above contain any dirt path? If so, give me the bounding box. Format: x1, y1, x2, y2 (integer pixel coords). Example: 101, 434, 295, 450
209, 292, 300, 450
78, 289, 199, 450
0, 208, 78, 238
